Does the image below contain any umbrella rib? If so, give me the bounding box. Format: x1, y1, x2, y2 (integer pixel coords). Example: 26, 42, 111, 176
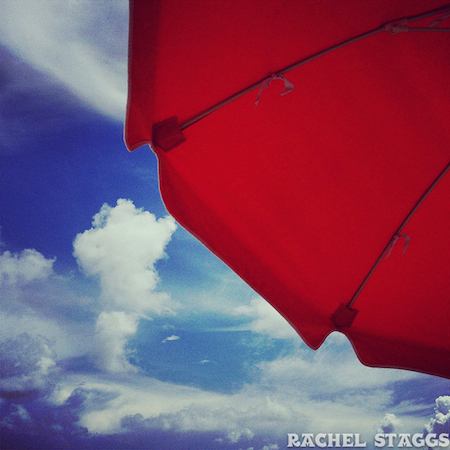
406, 27, 450, 31
180, 28, 382, 130
180, 3, 450, 131
347, 159, 450, 309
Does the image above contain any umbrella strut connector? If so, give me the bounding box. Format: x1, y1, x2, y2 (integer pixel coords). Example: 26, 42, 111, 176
331, 304, 359, 328
384, 18, 409, 33
153, 117, 186, 152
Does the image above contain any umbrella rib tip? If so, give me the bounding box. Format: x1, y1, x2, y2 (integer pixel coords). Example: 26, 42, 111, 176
332, 304, 359, 328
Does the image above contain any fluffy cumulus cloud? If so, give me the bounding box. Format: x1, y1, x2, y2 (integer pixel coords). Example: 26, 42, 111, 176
120, 392, 293, 444
0, 0, 128, 120
377, 413, 402, 433
0, 386, 96, 448
94, 311, 140, 373
73, 199, 177, 373
0, 249, 54, 286
425, 396, 450, 436
0, 248, 66, 343
73, 199, 177, 315
0, 333, 58, 397
0, 245, 97, 361
1, 199, 177, 379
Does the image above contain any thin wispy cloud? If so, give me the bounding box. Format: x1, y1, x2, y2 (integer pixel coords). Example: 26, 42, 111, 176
0, 0, 128, 121
49, 344, 430, 446
234, 297, 298, 339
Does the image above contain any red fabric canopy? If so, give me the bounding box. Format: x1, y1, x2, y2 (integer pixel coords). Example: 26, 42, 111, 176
125, 0, 450, 378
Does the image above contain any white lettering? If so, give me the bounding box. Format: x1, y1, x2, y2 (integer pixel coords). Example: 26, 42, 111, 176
287, 432, 450, 449
315, 433, 327, 448
439, 433, 450, 447
386, 434, 396, 448
328, 433, 341, 447
287, 433, 300, 448
398, 434, 412, 447
412, 433, 424, 447
425, 433, 438, 448
354, 434, 367, 447
374, 434, 385, 448
342, 434, 353, 447
301, 434, 315, 447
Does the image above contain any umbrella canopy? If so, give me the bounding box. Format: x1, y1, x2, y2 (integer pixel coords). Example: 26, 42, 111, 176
125, 0, 450, 379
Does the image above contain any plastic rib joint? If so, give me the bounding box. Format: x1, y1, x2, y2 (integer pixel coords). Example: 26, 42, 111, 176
152, 117, 186, 152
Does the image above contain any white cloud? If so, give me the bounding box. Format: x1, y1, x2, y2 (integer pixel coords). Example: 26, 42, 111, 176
0, 0, 128, 120
0, 199, 178, 378
0, 333, 58, 395
377, 413, 402, 433
234, 297, 298, 339
0, 246, 97, 361
0, 249, 54, 286
51, 373, 225, 434
162, 335, 180, 343
93, 311, 140, 373
73, 199, 177, 373
425, 396, 450, 435
0, 312, 95, 360
0, 404, 32, 430
51, 335, 424, 444
1, 200, 177, 379
73, 199, 177, 315
258, 333, 417, 394
228, 428, 254, 443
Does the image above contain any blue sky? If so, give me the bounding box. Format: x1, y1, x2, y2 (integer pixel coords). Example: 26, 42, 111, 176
0, 1, 449, 449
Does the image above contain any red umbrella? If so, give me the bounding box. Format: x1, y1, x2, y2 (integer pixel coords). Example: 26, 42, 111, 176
125, 0, 450, 379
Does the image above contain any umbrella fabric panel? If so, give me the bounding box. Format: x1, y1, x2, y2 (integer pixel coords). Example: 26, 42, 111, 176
125, 0, 449, 151
347, 168, 450, 378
